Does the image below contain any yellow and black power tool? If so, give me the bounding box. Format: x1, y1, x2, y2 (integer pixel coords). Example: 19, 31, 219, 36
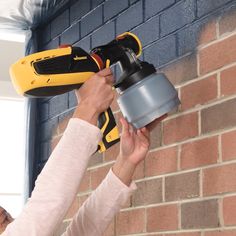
10, 32, 180, 152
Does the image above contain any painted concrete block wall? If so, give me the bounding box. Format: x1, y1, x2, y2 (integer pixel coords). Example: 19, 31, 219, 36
34, 0, 236, 235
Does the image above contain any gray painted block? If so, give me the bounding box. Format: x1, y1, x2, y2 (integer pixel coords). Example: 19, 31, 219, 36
145, 0, 175, 19
144, 35, 177, 67
116, 1, 143, 34
69, 91, 78, 108
92, 21, 115, 47
38, 24, 51, 47
130, 0, 140, 4
60, 22, 80, 45
70, 0, 91, 23
197, 0, 233, 17
40, 142, 49, 162
177, 18, 209, 56
81, 6, 103, 37
40, 117, 58, 142
104, 0, 129, 22
43, 37, 60, 50
131, 15, 159, 47
92, 0, 105, 8
160, 0, 196, 37
49, 94, 69, 119
38, 101, 49, 122
74, 36, 91, 51
51, 10, 70, 38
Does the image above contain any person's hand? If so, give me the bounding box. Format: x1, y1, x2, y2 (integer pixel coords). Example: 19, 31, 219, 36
112, 118, 150, 186
112, 115, 167, 186
73, 68, 115, 125
119, 117, 150, 165
76, 68, 114, 113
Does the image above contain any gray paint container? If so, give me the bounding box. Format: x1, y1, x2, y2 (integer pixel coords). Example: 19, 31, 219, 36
117, 73, 180, 128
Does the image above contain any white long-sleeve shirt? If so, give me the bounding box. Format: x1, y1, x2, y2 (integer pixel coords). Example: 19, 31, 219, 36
1, 118, 136, 236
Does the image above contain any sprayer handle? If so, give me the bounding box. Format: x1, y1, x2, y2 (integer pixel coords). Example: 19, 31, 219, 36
97, 107, 120, 152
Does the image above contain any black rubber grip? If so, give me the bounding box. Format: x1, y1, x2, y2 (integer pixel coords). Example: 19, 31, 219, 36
98, 107, 120, 152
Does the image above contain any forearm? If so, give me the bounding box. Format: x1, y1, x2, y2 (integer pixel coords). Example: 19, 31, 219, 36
72, 102, 99, 126
2, 119, 102, 236
62, 169, 136, 236
112, 155, 137, 186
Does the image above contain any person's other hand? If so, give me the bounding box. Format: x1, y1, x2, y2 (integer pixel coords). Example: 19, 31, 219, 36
119, 117, 150, 165
112, 116, 166, 186
112, 118, 150, 186
73, 68, 115, 125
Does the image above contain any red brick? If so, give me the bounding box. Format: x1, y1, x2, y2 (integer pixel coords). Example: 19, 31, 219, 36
104, 141, 120, 162
91, 164, 112, 189
121, 196, 132, 209
54, 221, 71, 236
180, 136, 218, 170
114, 112, 123, 133
199, 34, 236, 75
223, 195, 236, 226
132, 178, 162, 206
58, 113, 73, 135
166, 233, 200, 236
205, 230, 236, 236
149, 122, 162, 150
163, 112, 198, 145
103, 220, 115, 236
116, 209, 145, 235
78, 170, 90, 192
219, 8, 236, 35
145, 147, 178, 177
142, 235, 163, 236
201, 98, 236, 134
180, 75, 217, 111
141, 235, 163, 236
160, 54, 197, 86
51, 135, 61, 152
78, 194, 90, 208
199, 19, 217, 46
221, 65, 236, 96
222, 130, 236, 161
133, 160, 145, 180
203, 163, 236, 196
147, 204, 178, 232
65, 196, 80, 219
111, 92, 120, 112
181, 199, 219, 228
165, 171, 200, 201
88, 152, 103, 167
48, 122, 59, 140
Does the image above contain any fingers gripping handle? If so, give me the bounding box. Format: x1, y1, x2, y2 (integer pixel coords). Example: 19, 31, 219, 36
97, 59, 120, 152
98, 108, 120, 152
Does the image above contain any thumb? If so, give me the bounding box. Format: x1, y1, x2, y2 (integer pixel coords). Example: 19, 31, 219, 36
97, 68, 112, 77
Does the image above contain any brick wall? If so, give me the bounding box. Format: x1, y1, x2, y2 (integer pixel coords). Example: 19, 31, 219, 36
34, 0, 236, 235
